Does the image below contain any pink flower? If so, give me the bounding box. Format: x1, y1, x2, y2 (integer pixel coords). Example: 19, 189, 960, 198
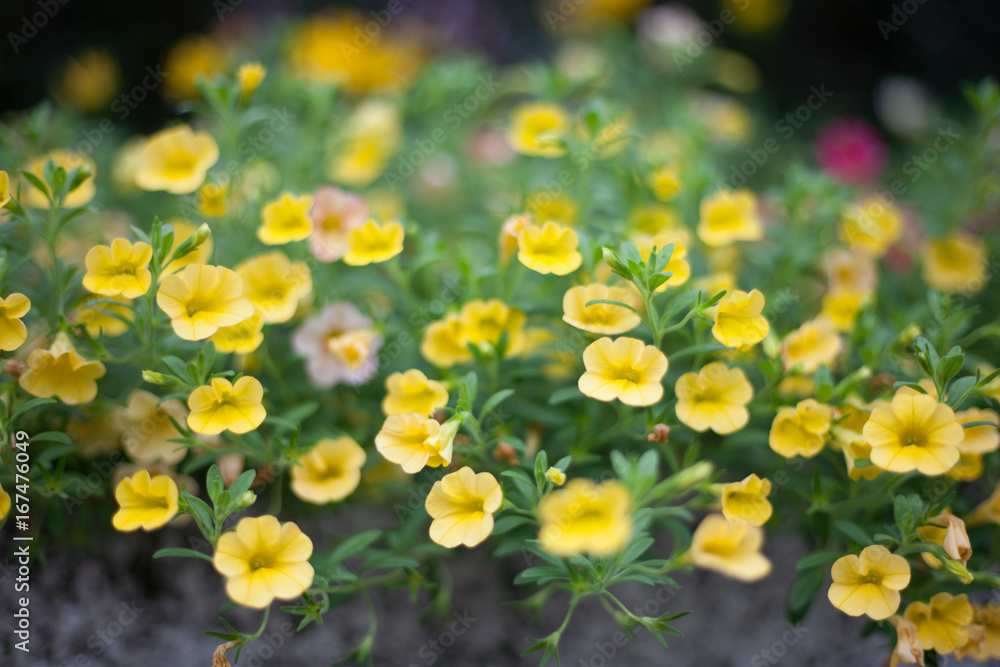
292, 302, 383, 387
815, 119, 886, 185
309, 186, 369, 262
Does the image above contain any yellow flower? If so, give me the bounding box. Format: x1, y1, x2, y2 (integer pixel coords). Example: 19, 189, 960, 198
258, 193, 315, 245
947, 451, 982, 482
211, 311, 264, 354
19, 333, 106, 405
675, 362, 753, 434
197, 182, 229, 218
235, 252, 312, 324
135, 124, 219, 194
863, 391, 963, 475
538, 478, 632, 557
507, 102, 570, 158
545, 467, 567, 486
827, 545, 910, 621
526, 191, 577, 226
649, 165, 681, 202
578, 336, 668, 407
187, 376, 266, 435
157, 264, 254, 341
213, 515, 314, 610
52, 48, 120, 113
115, 389, 188, 466
237, 62, 267, 102
904, 593, 974, 654
76, 296, 132, 338
968, 481, 1000, 526
111, 469, 179, 532
164, 35, 229, 100
781, 318, 842, 373
517, 221, 582, 276
163, 220, 214, 276
0, 293, 31, 351
887, 615, 925, 667
843, 440, 883, 481
776, 375, 815, 398
499, 214, 532, 263
0, 170, 9, 208
82, 238, 153, 298
425, 467, 503, 548
329, 100, 402, 185
689, 513, 771, 582
712, 289, 769, 348
628, 203, 680, 236
825, 248, 877, 295
968, 604, 1000, 661
719, 474, 772, 526
382, 369, 448, 416
769, 399, 832, 458
375, 414, 456, 473
921, 233, 988, 293
460, 299, 527, 356
821, 289, 867, 332
343, 220, 404, 266
421, 314, 472, 368
562, 284, 641, 334
697, 189, 763, 247
22, 149, 96, 208
955, 407, 1000, 454
0, 482, 9, 521
290, 437, 366, 504
839, 196, 902, 256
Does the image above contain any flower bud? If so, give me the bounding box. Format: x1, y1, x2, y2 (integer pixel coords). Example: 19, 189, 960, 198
142, 370, 169, 385
237, 491, 257, 509
544, 467, 566, 486
934, 513, 972, 566
237, 62, 267, 103
647, 423, 670, 443
602, 246, 624, 272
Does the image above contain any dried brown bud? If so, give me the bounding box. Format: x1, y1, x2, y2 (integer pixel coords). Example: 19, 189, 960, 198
647, 424, 671, 443
213, 640, 239, 667
493, 441, 519, 466
432, 410, 449, 424
868, 373, 896, 394
3, 359, 27, 379
251, 462, 276, 491
216, 453, 245, 489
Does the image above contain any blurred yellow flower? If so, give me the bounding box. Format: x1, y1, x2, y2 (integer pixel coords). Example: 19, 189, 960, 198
499, 214, 532, 263
825, 248, 877, 295
111, 469, 179, 532
425, 467, 503, 548
344, 220, 404, 266
213, 515, 314, 609
538, 478, 632, 557
969, 604, 1000, 661
0, 482, 9, 521
821, 289, 867, 332
258, 193, 315, 245
52, 49, 120, 113
947, 451, 982, 482
636, 229, 691, 290
211, 311, 264, 355
562, 284, 641, 335
236, 252, 312, 324
828, 545, 910, 620
76, 296, 132, 338
839, 197, 902, 256
507, 102, 570, 158
135, 124, 219, 194
115, 389, 188, 466
20, 333, 106, 405
719, 474, 772, 526
712, 288, 769, 348
197, 182, 229, 218
0, 170, 9, 208
689, 513, 771, 582
290, 436, 366, 504
627, 203, 680, 236
649, 166, 681, 202
22, 150, 96, 208
526, 191, 578, 225
0, 293, 31, 351
904, 593, 974, 654
769, 399, 832, 458
517, 221, 582, 275
781, 318, 842, 373
968, 481, 1000, 526
164, 35, 229, 100
698, 189, 762, 247
187, 376, 266, 435
460, 299, 527, 356
843, 440, 883, 481
675, 362, 753, 435
863, 391, 963, 475
955, 408, 1000, 454
578, 336, 667, 407
921, 233, 988, 294
421, 314, 472, 368
330, 100, 401, 186
375, 413, 455, 473
157, 264, 254, 340
82, 238, 152, 298
237, 62, 267, 103
382, 369, 448, 416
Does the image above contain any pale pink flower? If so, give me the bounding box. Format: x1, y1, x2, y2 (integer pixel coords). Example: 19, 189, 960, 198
292, 302, 383, 387
309, 186, 369, 262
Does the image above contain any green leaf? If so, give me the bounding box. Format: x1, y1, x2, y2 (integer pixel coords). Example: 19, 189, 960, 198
621, 535, 655, 563
795, 550, 843, 570
492, 515, 532, 535
584, 298, 641, 315
787, 567, 825, 624
834, 520, 872, 546
548, 387, 583, 404
227, 470, 257, 503
534, 450, 549, 490
153, 547, 214, 563
206, 465, 223, 505
481, 388, 515, 417
328, 530, 383, 565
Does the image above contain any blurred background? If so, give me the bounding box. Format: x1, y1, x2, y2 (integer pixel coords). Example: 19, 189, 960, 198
2, 0, 999, 130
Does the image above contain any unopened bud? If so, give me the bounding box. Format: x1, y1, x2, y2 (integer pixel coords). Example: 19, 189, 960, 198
602, 246, 624, 272
68, 163, 93, 192
944, 557, 974, 585
647, 424, 670, 443
142, 370, 169, 385
237, 491, 257, 509
544, 467, 566, 486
